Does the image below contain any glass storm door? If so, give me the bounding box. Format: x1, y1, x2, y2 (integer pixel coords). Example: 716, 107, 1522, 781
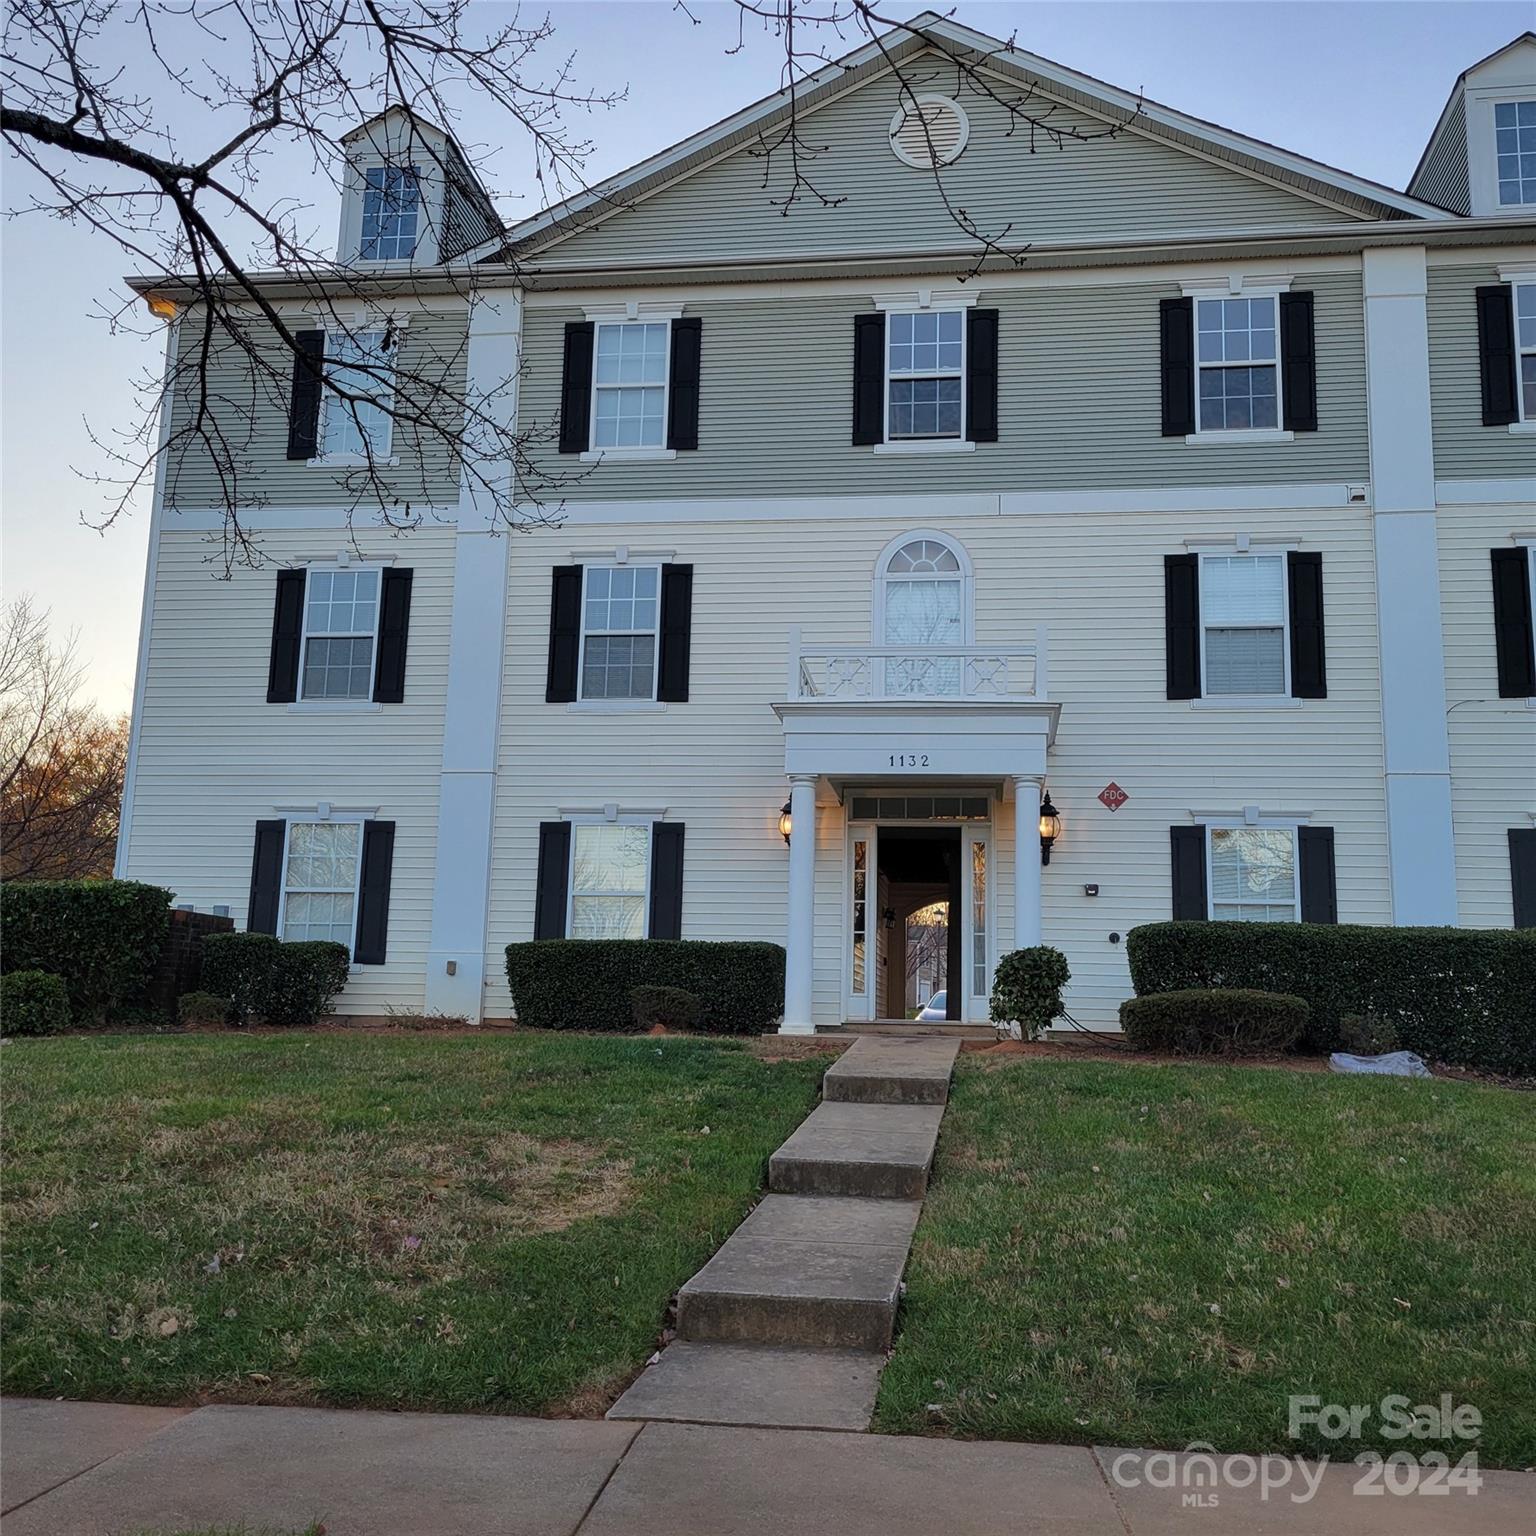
962, 831, 992, 1022
845, 828, 875, 1022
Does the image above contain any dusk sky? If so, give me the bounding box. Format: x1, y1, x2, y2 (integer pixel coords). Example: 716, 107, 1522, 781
3, 1, 1528, 714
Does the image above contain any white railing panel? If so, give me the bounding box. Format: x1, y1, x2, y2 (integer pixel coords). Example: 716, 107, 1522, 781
791, 642, 1046, 702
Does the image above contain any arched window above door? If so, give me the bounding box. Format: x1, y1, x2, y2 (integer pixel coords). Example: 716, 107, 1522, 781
874, 531, 974, 696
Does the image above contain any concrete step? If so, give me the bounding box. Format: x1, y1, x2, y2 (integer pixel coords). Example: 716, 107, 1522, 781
676, 1195, 921, 1352
769, 1101, 945, 1200
607, 1342, 882, 1431
822, 1035, 961, 1105
819, 1023, 995, 1040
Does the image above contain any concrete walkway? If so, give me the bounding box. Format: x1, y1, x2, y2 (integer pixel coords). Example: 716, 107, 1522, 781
609, 1033, 960, 1430
4, 1398, 1531, 1534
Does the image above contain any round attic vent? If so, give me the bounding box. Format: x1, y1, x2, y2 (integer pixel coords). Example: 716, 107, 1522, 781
889, 96, 969, 169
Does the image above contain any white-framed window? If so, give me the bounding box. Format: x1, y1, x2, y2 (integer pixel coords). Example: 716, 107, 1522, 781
1207, 825, 1300, 922
568, 819, 652, 939
360, 165, 422, 261
592, 321, 670, 449
1495, 101, 1536, 208
1199, 552, 1289, 697
301, 566, 381, 701
279, 818, 364, 945
1195, 295, 1281, 432
1513, 280, 1536, 422
887, 310, 964, 440
875, 531, 973, 696
579, 564, 661, 701
320, 330, 396, 459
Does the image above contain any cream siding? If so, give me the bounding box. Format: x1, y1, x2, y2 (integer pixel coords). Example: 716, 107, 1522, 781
162, 309, 469, 510
1438, 502, 1536, 927
531, 66, 1368, 270
519, 269, 1369, 501
1428, 261, 1536, 481
118, 526, 456, 1014
483, 502, 1390, 1028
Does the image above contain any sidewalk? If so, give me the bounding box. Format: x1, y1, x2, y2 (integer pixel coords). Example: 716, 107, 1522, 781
3, 1398, 1531, 1535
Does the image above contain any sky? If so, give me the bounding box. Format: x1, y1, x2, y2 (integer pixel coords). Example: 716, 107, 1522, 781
2, 0, 1529, 714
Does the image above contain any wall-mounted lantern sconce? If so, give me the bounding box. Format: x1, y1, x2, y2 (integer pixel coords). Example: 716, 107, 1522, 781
778, 800, 793, 845
882, 907, 897, 931
1038, 791, 1062, 866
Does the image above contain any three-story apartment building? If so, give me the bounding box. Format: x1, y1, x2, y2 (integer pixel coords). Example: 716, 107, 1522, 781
116, 17, 1536, 1031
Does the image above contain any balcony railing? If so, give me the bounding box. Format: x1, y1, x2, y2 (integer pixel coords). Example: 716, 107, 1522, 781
787, 626, 1048, 702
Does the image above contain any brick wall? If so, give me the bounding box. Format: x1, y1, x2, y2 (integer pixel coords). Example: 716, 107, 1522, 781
148, 909, 235, 1014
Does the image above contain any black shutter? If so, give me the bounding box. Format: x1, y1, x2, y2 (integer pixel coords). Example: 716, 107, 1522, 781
1164, 553, 1201, 700
852, 313, 886, 446
267, 569, 306, 703
657, 564, 693, 703
558, 322, 595, 453
966, 308, 999, 443
1159, 297, 1195, 437
354, 820, 396, 964
545, 566, 583, 703
1279, 291, 1318, 433
248, 820, 286, 935
1475, 285, 1518, 428
534, 822, 571, 939
1288, 551, 1327, 699
372, 568, 413, 704
1298, 826, 1338, 924
649, 823, 686, 941
1510, 829, 1536, 929
286, 331, 325, 461
666, 317, 702, 451
1170, 825, 1207, 920
1491, 548, 1536, 698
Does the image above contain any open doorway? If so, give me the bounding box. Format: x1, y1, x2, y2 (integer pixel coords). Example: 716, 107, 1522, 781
876, 828, 962, 1021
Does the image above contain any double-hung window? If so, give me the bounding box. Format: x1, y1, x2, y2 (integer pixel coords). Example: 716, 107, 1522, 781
320, 330, 396, 459
592, 322, 669, 449
569, 821, 651, 938
580, 564, 660, 700
1201, 553, 1288, 696
1495, 102, 1536, 208
280, 820, 364, 944
887, 310, 964, 440
1514, 281, 1536, 422
1195, 296, 1280, 431
301, 567, 380, 700
360, 166, 422, 260
1208, 826, 1299, 922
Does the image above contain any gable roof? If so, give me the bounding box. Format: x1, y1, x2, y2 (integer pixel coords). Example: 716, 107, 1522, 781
498, 10, 1450, 259
1409, 31, 1536, 200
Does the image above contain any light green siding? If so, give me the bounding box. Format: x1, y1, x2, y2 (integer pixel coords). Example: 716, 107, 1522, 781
533, 68, 1365, 269
1411, 96, 1470, 215
163, 309, 468, 509
519, 269, 1369, 498
1428, 263, 1536, 481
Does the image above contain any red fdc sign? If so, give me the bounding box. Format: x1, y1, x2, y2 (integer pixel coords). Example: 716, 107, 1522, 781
1098, 782, 1129, 812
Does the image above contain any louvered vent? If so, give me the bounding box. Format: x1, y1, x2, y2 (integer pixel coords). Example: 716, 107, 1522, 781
889, 97, 968, 168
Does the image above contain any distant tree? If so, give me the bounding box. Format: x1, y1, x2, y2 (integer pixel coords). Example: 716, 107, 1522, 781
0, 597, 128, 881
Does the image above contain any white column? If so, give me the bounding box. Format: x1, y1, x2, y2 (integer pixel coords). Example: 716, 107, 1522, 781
780, 773, 818, 1035
1363, 248, 1458, 925
425, 290, 520, 1020
1013, 776, 1043, 950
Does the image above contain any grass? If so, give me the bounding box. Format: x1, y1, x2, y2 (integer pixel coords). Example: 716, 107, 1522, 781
0, 1030, 827, 1414
876, 1056, 1536, 1467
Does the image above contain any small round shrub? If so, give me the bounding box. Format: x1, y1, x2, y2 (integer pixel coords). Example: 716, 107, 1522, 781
1, 970, 72, 1036
1120, 988, 1309, 1057
631, 984, 703, 1032
177, 990, 232, 1028
990, 945, 1071, 1039
200, 932, 349, 1026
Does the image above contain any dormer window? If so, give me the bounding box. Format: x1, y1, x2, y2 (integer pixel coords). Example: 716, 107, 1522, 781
360, 166, 421, 260
1495, 102, 1536, 207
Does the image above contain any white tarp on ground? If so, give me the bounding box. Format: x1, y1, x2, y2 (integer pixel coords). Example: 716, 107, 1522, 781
1328, 1050, 1432, 1077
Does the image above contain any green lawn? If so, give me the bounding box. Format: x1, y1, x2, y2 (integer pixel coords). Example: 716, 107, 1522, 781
0, 1031, 827, 1414
876, 1057, 1536, 1468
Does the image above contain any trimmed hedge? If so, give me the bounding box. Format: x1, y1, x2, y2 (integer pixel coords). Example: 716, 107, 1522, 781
201, 932, 351, 1027
177, 990, 232, 1028
0, 880, 171, 1023
1127, 922, 1536, 1074
1, 970, 72, 1037
506, 940, 785, 1035
631, 984, 703, 1032
990, 945, 1071, 1039
1120, 988, 1309, 1057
